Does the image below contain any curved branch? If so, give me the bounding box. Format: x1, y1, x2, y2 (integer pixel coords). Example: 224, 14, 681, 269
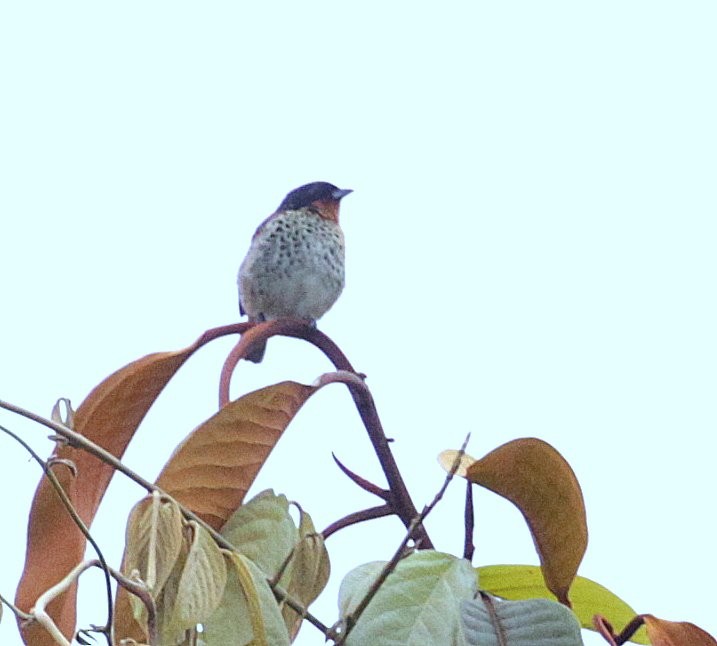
217, 321, 433, 547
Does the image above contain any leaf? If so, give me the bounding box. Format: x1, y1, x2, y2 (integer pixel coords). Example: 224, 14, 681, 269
461, 595, 584, 645
153, 524, 192, 645
437, 449, 476, 478
643, 615, 717, 646
15, 328, 235, 645
477, 565, 649, 644
338, 551, 477, 645
123, 494, 184, 620
167, 521, 228, 635
220, 489, 299, 580
201, 552, 290, 646
280, 508, 331, 640
156, 382, 317, 529
463, 438, 588, 604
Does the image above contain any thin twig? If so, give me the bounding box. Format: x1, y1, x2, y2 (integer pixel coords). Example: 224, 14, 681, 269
0, 400, 158, 493
272, 584, 331, 635
33, 561, 97, 646
331, 453, 390, 500
98, 563, 158, 646
321, 504, 394, 540
479, 591, 508, 646
463, 480, 475, 561
0, 423, 114, 644
0, 591, 32, 622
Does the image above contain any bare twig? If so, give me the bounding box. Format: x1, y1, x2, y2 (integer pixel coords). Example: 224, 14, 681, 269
0, 400, 158, 494
463, 480, 475, 561
32, 561, 96, 646
322, 504, 393, 540
104, 565, 158, 646
0, 591, 32, 622
272, 584, 332, 635
479, 591, 508, 646
331, 453, 389, 500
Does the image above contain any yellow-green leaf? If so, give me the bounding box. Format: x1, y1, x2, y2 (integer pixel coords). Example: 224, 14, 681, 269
478, 564, 649, 644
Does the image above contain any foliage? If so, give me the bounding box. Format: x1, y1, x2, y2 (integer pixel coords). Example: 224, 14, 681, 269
0, 321, 713, 645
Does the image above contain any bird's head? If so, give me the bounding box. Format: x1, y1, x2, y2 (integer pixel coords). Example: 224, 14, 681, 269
278, 181, 353, 222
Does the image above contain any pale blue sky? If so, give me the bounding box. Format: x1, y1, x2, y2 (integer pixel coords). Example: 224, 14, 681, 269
1, 2, 715, 644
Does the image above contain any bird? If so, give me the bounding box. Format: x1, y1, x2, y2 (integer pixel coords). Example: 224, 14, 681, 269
237, 181, 353, 362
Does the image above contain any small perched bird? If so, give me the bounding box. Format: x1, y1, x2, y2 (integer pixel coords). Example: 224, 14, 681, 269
237, 181, 353, 362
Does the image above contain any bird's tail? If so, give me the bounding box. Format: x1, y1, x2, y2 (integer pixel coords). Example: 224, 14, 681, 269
245, 339, 267, 363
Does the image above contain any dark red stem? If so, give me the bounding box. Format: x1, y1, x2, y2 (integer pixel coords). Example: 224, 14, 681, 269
322, 505, 394, 540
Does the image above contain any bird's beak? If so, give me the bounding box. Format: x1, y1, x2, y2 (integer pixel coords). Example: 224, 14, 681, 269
332, 188, 353, 201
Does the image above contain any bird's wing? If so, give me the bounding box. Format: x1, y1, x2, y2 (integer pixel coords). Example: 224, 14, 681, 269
252, 212, 275, 239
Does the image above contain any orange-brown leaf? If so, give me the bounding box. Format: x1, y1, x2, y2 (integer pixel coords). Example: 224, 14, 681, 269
155, 381, 317, 530
14, 329, 233, 645
644, 615, 717, 646
466, 438, 587, 605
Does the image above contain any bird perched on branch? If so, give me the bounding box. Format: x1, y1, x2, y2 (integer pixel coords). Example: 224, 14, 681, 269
237, 181, 353, 362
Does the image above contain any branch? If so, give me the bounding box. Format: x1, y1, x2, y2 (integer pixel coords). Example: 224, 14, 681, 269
218, 322, 434, 549
313, 370, 434, 549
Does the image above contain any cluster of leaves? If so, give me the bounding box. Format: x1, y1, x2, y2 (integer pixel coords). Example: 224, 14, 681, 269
119, 490, 327, 644
0, 321, 714, 645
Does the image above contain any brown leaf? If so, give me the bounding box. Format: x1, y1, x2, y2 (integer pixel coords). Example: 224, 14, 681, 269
465, 438, 587, 605
155, 381, 317, 529
15, 327, 238, 645
644, 614, 717, 646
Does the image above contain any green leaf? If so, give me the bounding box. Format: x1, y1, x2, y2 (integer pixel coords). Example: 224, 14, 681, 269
280, 506, 330, 640
166, 521, 227, 636
338, 551, 477, 645
461, 596, 583, 645
220, 489, 299, 580
201, 552, 290, 646
123, 494, 184, 621
478, 564, 649, 644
